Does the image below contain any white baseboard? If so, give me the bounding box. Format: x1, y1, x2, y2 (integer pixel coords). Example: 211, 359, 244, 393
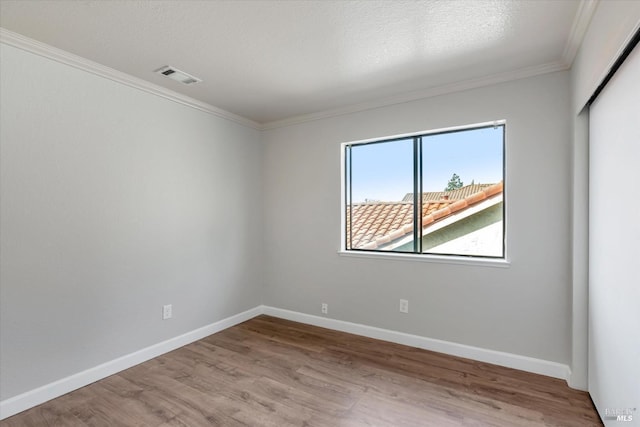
567, 369, 588, 391
0, 306, 263, 420
2, 304, 572, 420
262, 306, 571, 381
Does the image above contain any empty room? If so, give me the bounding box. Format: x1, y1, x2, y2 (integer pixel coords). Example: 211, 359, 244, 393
1, 1, 638, 426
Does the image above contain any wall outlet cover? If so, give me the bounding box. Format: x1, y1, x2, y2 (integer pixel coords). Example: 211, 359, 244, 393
399, 299, 409, 313
163, 304, 172, 320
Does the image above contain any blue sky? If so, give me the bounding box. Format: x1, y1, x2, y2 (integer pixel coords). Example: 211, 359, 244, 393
348, 126, 503, 203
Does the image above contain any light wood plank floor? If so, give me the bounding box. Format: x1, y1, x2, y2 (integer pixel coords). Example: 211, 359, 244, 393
2, 315, 601, 426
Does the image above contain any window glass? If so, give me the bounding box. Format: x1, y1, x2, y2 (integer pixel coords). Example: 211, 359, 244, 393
344, 123, 504, 259
347, 138, 414, 252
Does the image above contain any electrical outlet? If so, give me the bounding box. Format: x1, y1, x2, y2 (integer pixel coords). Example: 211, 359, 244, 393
399, 299, 409, 313
321, 303, 328, 314
163, 304, 172, 320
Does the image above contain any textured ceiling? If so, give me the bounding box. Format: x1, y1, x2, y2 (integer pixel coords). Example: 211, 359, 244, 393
0, 0, 586, 125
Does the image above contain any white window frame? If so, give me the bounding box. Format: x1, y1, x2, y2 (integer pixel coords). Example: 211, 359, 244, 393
339, 120, 509, 267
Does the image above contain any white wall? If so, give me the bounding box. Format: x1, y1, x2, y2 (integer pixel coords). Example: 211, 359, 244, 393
429, 221, 503, 257
569, 107, 589, 390
588, 39, 640, 427
0, 44, 263, 401
572, 0, 640, 111
263, 71, 572, 366
5, 2, 637, 414
569, 0, 640, 403
568, 0, 640, 393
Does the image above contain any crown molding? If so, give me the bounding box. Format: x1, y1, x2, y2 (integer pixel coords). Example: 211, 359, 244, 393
2, 19, 586, 134
561, 0, 599, 68
0, 28, 261, 130
262, 61, 569, 130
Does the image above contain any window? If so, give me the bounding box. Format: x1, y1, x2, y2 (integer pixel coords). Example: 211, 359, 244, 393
343, 122, 505, 259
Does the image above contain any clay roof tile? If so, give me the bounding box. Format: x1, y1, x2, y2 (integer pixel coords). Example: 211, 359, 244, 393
347, 182, 502, 249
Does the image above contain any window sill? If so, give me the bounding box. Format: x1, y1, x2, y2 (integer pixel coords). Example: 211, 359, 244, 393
337, 250, 510, 268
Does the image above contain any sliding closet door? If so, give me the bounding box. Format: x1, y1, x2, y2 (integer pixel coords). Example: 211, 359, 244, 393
589, 43, 640, 425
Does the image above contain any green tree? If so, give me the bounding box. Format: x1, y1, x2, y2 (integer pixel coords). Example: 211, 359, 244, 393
445, 173, 463, 191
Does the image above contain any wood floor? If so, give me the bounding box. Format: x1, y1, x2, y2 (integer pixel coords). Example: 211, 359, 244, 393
2, 315, 601, 426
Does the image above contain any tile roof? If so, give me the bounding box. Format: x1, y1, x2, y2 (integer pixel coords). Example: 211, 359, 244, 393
347, 182, 503, 250
402, 183, 495, 202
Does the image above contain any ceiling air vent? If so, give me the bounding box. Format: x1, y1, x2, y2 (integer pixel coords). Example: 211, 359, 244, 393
154, 66, 202, 85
